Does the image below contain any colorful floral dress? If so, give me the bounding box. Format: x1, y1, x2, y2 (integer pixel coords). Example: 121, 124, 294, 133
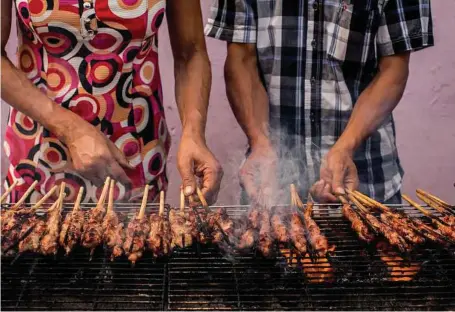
4, 0, 170, 203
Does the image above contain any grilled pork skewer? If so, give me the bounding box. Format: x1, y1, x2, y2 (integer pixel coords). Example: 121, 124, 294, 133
82, 177, 110, 258
257, 209, 274, 258
270, 207, 290, 243
416, 192, 455, 225
59, 186, 85, 255
0, 180, 18, 204
123, 185, 151, 265
342, 203, 376, 243
237, 206, 260, 251
288, 188, 307, 256
347, 194, 411, 253
403, 195, 455, 241
148, 191, 172, 257
3, 186, 57, 256
40, 183, 66, 255
103, 180, 125, 261
352, 191, 453, 246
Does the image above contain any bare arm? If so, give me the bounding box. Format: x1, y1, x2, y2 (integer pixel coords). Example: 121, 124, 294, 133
224, 43, 277, 202
315, 53, 410, 200
334, 53, 410, 154
167, 0, 222, 203
1, 0, 131, 187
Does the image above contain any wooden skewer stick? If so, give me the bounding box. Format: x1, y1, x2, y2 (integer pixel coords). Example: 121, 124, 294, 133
351, 190, 390, 212
402, 194, 448, 227
290, 184, 297, 207
416, 192, 455, 217
30, 185, 58, 211
196, 187, 208, 208
0, 180, 18, 204
159, 190, 165, 217
138, 185, 149, 220
107, 180, 115, 213
338, 195, 349, 205
346, 193, 371, 215
348, 190, 377, 209
180, 189, 186, 216
417, 189, 453, 208
12, 180, 38, 209
73, 187, 84, 214
95, 177, 111, 210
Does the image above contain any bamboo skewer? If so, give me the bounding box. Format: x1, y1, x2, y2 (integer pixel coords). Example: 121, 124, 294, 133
95, 177, 111, 211
159, 191, 165, 217
196, 187, 208, 208
417, 189, 453, 209
402, 194, 449, 227
1, 181, 18, 204
107, 180, 115, 213
180, 189, 185, 216
416, 192, 455, 216
12, 181, 38, 209
30, 185, 58, 211
137, 185, 149, 220
73, 187, 84, 213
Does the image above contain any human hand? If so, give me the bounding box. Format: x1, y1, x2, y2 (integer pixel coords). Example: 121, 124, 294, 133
63, 120, 133, 187
239, 138, 278, 205
177, 133, 223, 205
310, 146, 358, 203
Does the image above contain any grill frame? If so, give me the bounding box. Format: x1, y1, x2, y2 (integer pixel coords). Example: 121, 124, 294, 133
2, 203, 455, 310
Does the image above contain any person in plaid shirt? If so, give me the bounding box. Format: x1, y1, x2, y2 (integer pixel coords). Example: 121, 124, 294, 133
205, 0, 434, 204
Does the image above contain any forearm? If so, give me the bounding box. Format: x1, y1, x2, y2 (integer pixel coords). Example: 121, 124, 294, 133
225, 43, 269, 147
335, 54, 410, 154
174, 51, 211, 140
1, 55, 84, 143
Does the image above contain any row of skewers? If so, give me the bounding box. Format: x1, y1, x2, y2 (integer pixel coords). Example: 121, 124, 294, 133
1, 179, 334, 264
341, 190, 455, 254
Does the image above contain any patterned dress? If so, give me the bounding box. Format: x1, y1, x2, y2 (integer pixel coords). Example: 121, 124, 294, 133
3, 0, 171, 203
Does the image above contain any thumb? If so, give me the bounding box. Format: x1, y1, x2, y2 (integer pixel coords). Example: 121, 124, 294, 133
177, 157, 196, 196
107, 139, 135, 170
331, 164, 346, 195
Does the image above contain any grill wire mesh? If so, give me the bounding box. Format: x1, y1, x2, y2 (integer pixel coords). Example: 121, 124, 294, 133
1, 203, 455, 310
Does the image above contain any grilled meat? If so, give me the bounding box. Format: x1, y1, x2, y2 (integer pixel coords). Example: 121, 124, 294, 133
410, 217, 451, 246
304, 203, 331, 257
169, 209, 193, 248
147, 214, 172, 257
59, 209, 85, 255
17, 216, 46, 254
342, 204, 375, 243
258, 210, 274, 257
270, 208, 290, 243
380, 213, 425, 245
289, 212, 307, 255
123, 213, 151, 264
248, 206, 261, 229
40, 193, 64, 255
364, 213, 411, 253
434, 220, 455, 241
211, 208, 234, 244
103, 210, 125, 261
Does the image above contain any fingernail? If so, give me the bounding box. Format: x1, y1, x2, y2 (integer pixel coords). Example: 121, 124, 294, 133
184, 186, 193, 196
336, 187, 345, 195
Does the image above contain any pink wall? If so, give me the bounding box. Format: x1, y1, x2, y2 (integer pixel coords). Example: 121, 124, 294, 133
1, 1, 454, 205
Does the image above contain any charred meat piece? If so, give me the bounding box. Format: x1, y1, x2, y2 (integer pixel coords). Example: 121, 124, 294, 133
304, 203, 331, 257
103, 210, 125, 261
40, 193, 64, 255
342, 204, 375, 243
169, 209, 193, 248
17, 217, 46, 254
59, 209, 85, 255
257, 210, 274, 258
410, 217, 451, 246
147, 214, 172, 257
248, 206, 261, 229
211, 208, 234, 244
289, 212, 307, 256
365, 214, 411, 253
380, 213, 425, 245
123, 213, 151, 264
271, 207, 290, 243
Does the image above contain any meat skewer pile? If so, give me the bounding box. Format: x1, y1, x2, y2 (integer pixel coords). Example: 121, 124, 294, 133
82, 177, 110, 259
103, 180, 126, 261
123, 185, 151, 265
60, 186, 85, 255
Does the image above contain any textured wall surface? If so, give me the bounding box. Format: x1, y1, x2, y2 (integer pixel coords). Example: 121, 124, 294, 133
1, 1, 454, 204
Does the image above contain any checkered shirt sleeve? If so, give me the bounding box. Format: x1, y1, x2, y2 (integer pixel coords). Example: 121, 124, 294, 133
204, 0, 257, 44
377, 0, 434, 56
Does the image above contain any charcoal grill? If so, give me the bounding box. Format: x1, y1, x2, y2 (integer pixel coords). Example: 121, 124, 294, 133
2, 203, 455, 310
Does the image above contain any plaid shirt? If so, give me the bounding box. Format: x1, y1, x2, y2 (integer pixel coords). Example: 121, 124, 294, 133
205, 0, 434, 201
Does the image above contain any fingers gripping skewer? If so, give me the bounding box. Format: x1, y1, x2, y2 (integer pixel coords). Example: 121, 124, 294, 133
12, 181, 39, 209
1, 180, 18, 204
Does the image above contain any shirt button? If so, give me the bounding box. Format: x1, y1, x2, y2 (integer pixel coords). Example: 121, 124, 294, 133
313, 2, 319, 10
83, 2, 92, 9
311, 39, 316, 48
311, 77, 316, 84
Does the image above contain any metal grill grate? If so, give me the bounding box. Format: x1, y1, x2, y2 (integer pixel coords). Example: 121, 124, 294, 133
2, 204, 455, 310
